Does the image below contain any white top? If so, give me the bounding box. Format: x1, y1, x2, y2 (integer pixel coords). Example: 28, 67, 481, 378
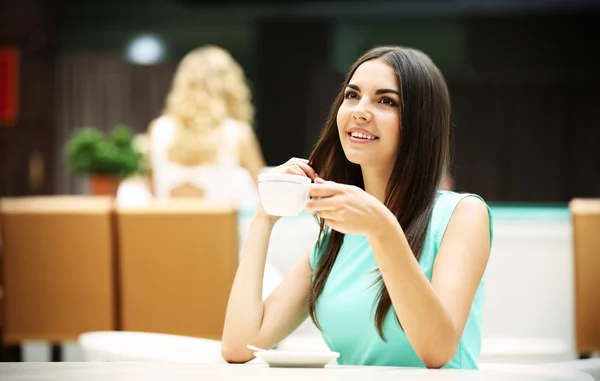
0, 362, 593, 381
149, 115, 258, 208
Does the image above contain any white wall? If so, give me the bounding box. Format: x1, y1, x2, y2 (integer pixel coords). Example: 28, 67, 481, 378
482, 217, 576, 362
483, 220, 574, 346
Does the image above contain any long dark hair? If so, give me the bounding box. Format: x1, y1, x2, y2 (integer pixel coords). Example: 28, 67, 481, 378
307, 46, 451, 340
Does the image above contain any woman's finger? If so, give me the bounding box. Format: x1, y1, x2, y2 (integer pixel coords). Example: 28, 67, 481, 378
285, 166, 305, 176
292, 161, 318, 180
275, 157, 318, 180
270, 158, 318, 180
306, 197, 338, 214
310, 182, 343, 198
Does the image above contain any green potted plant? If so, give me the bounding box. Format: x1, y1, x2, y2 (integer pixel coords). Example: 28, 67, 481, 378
66, 124, 146, 196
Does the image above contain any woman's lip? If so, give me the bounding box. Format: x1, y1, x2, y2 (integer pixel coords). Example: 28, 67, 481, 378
347, 127, 378, 138
347, 134, 379, 144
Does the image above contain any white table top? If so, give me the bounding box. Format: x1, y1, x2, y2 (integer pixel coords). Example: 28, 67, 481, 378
0, 362, 593, 381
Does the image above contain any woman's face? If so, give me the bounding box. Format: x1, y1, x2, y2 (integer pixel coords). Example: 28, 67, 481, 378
336, 59, 401, 170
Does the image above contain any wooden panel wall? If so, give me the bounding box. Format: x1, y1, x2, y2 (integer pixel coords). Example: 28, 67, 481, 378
0, 0, 57, 197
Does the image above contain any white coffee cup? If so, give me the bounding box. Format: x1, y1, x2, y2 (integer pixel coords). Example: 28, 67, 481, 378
258, 172, 311, 217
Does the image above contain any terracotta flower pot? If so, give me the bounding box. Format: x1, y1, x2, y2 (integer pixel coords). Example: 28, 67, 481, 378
90, 175, 121, 196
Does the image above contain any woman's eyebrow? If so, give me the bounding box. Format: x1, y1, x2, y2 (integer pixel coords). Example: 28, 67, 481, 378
376, 88, 400, 96
347, 84, 399, 96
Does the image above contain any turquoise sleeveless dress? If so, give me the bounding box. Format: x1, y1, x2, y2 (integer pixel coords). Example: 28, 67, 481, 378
309, 190, 493, 369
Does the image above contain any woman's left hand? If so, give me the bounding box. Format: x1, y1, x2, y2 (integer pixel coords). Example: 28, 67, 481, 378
306, 178, 388, 235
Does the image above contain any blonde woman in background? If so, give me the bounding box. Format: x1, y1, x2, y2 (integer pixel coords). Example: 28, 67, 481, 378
148, 45, 266, 207
147, 46, 282, 302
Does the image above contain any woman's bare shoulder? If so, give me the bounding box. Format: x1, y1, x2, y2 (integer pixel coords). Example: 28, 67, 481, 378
148, 115, 174, 135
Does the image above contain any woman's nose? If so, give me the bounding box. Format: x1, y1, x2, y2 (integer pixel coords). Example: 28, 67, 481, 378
351, 102, 371, 122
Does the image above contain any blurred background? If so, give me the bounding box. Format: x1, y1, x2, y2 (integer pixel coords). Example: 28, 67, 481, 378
0, 0, 599, 374
1, 0, 599, 200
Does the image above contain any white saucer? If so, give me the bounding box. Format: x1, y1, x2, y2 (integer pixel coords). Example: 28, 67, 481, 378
253, 350, 340, 368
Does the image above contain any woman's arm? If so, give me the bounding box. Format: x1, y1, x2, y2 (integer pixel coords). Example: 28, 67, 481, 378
144, 119, 157, 195
221, 214, 314, 363
367, 196, 490, 368
238, 124, 267, 186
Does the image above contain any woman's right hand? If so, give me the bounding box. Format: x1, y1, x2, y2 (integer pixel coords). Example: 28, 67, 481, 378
255, 157, 318, 223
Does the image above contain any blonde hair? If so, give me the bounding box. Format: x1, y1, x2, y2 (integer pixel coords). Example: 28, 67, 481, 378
164, 45, 254, 165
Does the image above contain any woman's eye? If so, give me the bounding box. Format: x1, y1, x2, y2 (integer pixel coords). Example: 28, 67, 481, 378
380, 97, 397, 107
344, 91, 358, 100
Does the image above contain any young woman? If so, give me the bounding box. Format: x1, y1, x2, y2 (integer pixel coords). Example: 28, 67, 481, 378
221, 46, 493, 369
